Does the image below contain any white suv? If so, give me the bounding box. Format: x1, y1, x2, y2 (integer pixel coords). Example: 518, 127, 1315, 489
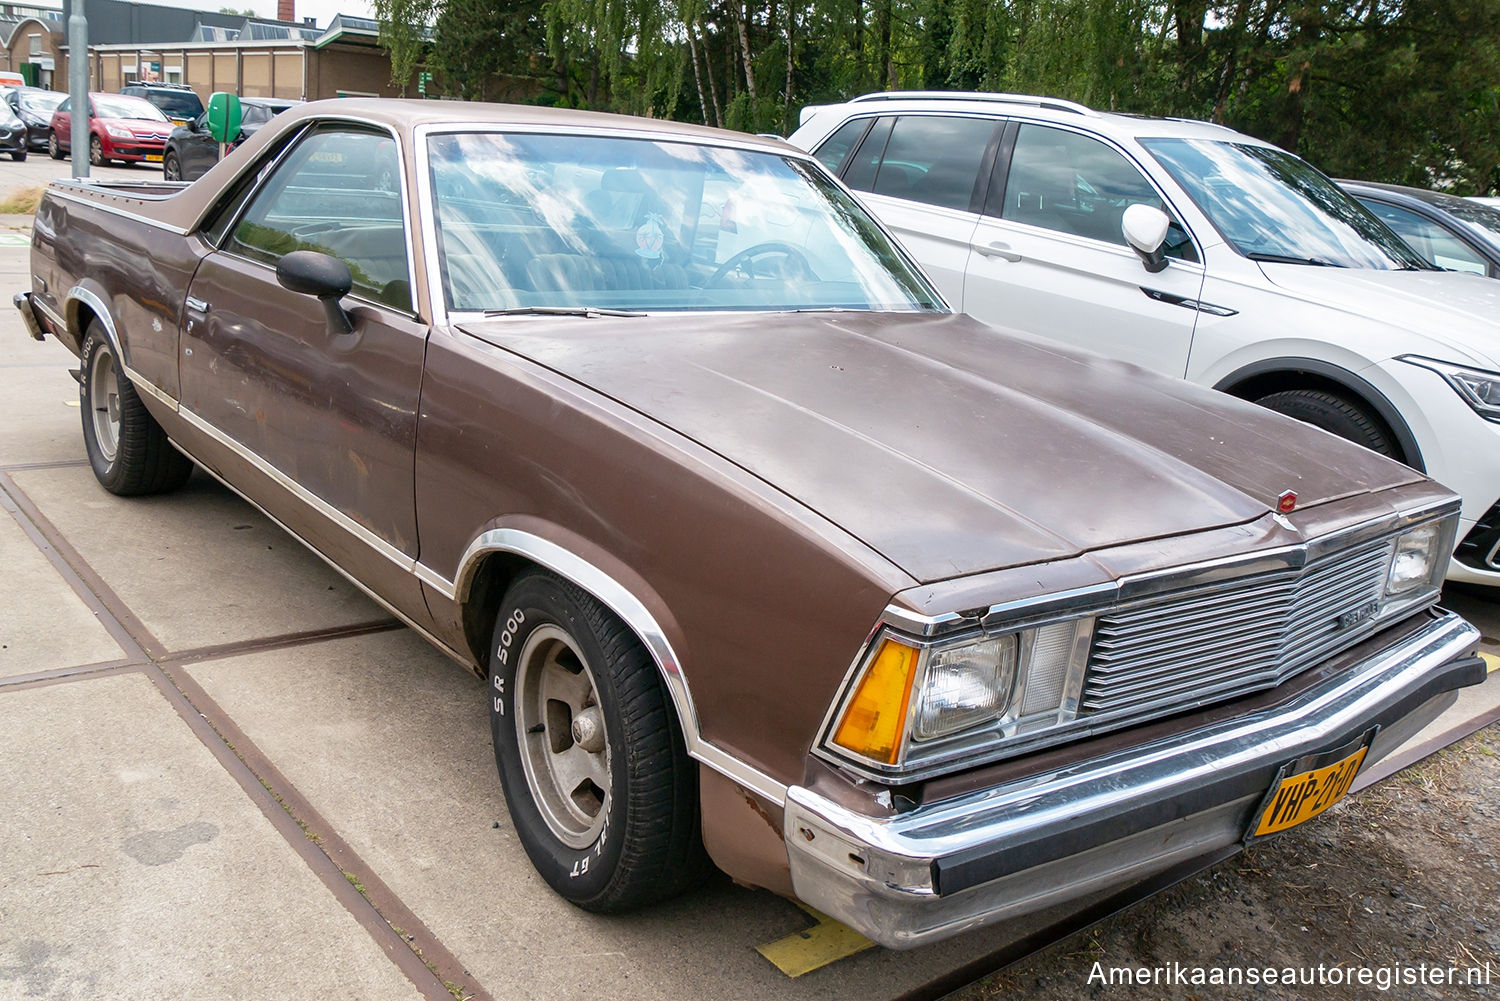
790, 91, 1500, 586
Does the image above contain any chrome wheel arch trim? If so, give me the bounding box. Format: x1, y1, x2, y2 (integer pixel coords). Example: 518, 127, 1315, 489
65, 285, 181, 412
421, 528, 789, 804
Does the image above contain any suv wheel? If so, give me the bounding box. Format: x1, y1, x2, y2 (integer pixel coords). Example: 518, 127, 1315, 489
1255, 389, 1399, 460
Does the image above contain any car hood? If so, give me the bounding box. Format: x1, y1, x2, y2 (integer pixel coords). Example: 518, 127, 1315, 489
98, 116, 171, 132
460, 311, 1422, 583
1258, 264, 1500, 367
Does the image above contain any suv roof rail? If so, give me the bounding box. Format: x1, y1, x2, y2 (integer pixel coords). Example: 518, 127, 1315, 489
847, 91, 1099, 117
1161, 115, 1239, 134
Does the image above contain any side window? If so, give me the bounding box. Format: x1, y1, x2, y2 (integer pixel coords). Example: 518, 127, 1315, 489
1002, 124, 1197, 261
225, 127, 412, 310
868, 115, 996, 211
841, 116, 894, 193
814, 117, 873, 176
1359, 200, 1488, 275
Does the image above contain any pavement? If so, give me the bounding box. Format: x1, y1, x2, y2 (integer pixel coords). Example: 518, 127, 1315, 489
2, 160, 1499, 1001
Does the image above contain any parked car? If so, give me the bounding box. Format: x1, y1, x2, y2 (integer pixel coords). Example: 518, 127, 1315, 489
16, 100, 1484, 949
119, 82, 204, 126
48, 92, 173, 166
1340, 180, 1500, 279
1470, 196, 1500, 209
0, 98, 27, 161
163, 97, 301, 181
6, 86, 67, 153
790, 92, 1500, 587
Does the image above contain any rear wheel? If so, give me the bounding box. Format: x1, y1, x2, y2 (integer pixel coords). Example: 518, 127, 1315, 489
79, 323, 193, 495
1255, 389, 1399, 459
488, 571, 708, 912
47, 134, 62, 160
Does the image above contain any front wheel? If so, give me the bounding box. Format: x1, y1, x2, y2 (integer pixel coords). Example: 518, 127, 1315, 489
89, 135, 105, 167
10, 149, 24, 162
79, 324, 193, 495
163, 151, 181, 181
1254, 389, 1399, 460
488, 571, 707, 912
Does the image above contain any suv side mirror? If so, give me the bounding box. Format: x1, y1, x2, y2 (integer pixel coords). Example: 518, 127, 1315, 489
277, 251, 354, 336
206, 92, 242, 144
1122, 204, 1171, 273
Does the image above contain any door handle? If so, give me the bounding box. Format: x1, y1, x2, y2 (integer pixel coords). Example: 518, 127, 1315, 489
184, 296, 210, 314
974, 241, 1022, 262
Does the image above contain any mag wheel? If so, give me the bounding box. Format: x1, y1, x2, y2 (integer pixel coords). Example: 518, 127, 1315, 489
488, 571, 708, 912
79, 323, 193, 495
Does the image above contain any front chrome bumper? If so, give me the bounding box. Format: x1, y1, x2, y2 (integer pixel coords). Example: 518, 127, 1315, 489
784, 608, 1482, 949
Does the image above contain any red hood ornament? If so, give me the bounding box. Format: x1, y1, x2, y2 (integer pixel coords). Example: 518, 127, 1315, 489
1277, 490, 1297, 514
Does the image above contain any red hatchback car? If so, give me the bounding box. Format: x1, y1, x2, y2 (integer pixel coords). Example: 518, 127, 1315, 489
48, 92, 173, 166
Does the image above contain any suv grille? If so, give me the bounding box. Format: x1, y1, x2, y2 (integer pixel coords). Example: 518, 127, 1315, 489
1082, 538, 1396, 718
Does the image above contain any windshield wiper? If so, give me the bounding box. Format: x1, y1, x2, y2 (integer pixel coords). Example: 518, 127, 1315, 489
484, 306, 645, 318
1245, 252, 1344, 267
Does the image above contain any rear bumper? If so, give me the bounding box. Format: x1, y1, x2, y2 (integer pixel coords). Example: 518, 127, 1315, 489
783, 608, 1482, 949
14, 291, 46, 342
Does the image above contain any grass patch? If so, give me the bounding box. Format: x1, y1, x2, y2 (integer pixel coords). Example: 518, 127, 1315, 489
0, 185, 45, 215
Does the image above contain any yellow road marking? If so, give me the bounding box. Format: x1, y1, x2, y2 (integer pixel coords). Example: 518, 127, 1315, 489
1482, 652, 1499, 675
756, 904, 876, 977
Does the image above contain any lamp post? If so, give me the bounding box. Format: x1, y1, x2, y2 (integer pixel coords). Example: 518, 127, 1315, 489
68, 0, 87, 178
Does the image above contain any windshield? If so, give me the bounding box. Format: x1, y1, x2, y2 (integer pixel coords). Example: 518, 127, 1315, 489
94, 95, 169, 122
144, 90, 204, 119
1143, 138, 1429, 269
19, 90, 65, 115
1445, 199, 1500, 243
426, 131, 944, 313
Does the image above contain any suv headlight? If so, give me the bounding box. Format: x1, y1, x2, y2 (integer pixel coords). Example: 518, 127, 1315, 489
1400, 356, 1500, 422
824, 617, 1093, 775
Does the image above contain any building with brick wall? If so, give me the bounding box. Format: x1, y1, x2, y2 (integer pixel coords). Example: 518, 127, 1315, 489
0, 0, 417, 101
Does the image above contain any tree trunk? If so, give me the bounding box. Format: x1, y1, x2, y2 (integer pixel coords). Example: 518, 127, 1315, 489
734, 1, 758, 99
699, 19, 723, 126
874, 0, 892, 90
1211, 0, 1253, 121
687, 26, 712, 127
783, 1, 796, 130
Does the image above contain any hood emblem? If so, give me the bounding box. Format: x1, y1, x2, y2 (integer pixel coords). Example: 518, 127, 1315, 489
1277, 490, 1297, 514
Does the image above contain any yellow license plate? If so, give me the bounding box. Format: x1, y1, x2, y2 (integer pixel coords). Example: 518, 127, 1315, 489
145, 154, 163, 162
1250, 734, 1372, 838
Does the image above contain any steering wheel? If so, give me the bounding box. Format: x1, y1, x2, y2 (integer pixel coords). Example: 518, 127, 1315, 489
707, 242, 818, 286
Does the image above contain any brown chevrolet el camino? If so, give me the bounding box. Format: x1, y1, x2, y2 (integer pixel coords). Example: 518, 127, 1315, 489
16, 100, 1486, 948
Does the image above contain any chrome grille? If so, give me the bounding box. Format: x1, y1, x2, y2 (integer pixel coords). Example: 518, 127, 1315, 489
1081, 539, 1395, 717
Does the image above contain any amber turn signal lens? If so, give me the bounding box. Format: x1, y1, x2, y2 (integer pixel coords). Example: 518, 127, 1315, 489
832, 637, 920, 764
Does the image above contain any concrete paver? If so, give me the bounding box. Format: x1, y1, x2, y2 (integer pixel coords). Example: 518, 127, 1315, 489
0, 505, 124, 676
184, 629, 1056, 999
0, 671, 425, 1001
0, 316, 86, 468
8, 464, 386, 654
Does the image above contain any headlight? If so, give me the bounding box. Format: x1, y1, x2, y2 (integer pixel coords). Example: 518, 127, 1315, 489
826, 617, 1093, 774
105, 125, 134, 139
1386, 521, 1443, 596
1399, 356, 1500, 422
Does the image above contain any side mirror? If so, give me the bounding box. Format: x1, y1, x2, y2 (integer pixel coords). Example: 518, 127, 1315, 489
206, 92, 242, 145
1122, 204, 1171, 274
277, 251, 354, 335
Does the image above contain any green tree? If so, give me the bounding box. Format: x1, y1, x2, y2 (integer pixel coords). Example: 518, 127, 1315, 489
374, 0, 437, 95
